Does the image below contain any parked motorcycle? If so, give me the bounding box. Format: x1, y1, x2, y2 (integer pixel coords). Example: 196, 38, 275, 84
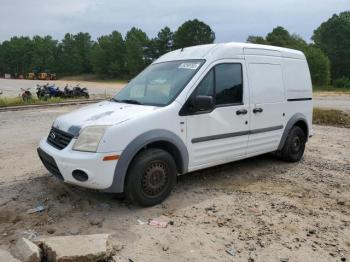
36, 84, 50, 100
62, 84, 89, 99
48, 84, 64, 98
21, 88, 32, 101
72, 84, 89, 98
63, 85, 74, 98
36, 83, 64, 100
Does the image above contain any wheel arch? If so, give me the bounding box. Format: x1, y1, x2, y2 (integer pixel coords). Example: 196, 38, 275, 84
145, 140, 185, 174
278, 113, 309, 151
103, 129, 189, 193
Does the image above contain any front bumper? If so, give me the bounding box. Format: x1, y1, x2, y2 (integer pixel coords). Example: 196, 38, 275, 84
38, 138, 121, 190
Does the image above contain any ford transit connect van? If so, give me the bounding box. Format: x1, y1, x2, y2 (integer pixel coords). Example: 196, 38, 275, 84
38, 43, 313, 206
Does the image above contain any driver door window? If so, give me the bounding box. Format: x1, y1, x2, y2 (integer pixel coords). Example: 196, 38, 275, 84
182, 63, 243, 115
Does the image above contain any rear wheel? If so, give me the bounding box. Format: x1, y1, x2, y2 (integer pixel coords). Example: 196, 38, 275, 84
125, 148, 177, 206
280, 126, 306, 162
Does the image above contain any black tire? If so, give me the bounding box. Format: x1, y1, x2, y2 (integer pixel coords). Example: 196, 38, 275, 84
125, 148, 177, 206
280, 126, 306, 162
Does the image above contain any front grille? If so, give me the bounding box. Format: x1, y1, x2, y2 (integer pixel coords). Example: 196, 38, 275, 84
37, 148, 64, 181
47, 127, 74, 150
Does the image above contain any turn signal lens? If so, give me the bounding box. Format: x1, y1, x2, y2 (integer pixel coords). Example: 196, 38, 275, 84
103, 155, 120, 161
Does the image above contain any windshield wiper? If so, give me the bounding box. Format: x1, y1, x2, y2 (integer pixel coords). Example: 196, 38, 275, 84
111, 98, 142, 105
110, 98, 121, 103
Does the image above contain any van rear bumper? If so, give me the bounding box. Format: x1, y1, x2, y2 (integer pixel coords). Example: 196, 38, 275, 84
37, 138, 121, 190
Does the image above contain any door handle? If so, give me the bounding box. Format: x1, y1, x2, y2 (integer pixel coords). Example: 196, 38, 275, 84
236, 109, 248, 115
253, 108, 263, 114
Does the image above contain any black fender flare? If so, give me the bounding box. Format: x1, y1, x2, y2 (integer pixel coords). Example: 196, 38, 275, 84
103, 129, 189, 193
278, 113, 309, 151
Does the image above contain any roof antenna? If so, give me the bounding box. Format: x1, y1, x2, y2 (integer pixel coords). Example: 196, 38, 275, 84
181, 47, 184, 52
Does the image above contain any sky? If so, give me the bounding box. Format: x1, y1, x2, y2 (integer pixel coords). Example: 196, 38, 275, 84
0, 0, 349, 43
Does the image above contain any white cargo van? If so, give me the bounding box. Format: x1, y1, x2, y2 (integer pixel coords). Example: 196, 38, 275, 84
38, 43, 313, 206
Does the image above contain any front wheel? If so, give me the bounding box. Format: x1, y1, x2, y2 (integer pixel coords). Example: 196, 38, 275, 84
125, 148, 177, 206
280, 126, 306, 162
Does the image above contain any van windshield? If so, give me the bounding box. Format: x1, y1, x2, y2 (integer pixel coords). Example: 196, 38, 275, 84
112, 60, 205, 106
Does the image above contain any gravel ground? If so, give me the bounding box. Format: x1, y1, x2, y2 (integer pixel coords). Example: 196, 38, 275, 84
0, 105, 350, 261
0, 79, 124, 98
313, 93, 350, 112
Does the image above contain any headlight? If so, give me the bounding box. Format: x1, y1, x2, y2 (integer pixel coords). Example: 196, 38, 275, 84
73, 125, 110, 152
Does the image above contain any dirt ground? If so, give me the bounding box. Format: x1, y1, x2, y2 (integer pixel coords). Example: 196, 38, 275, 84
0, 79, 124, 98
0, 105, 350, 262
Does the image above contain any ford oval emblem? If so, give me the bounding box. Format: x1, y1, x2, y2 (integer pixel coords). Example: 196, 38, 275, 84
50, 131, 56, 139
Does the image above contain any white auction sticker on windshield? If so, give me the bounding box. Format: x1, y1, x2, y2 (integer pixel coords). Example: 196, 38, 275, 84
178, 62, 200, 70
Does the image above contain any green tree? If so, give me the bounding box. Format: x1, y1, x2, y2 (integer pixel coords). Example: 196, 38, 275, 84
57, 34, 81, 75
266, 26, 297, 47
147, 27, 173, 61
0, 36, 33, 76
155, 26, 173, 56
125, 27, 149, 76
247, 36, 267, 45
0, 43, 4, 75
313, 11, 350, 81
246, 26, 331, 86
57, 33, 93, 75
303, 45, 331, 86
91, 31, 126, 78
173, 19, 215, 49
74, 32, 93, 73
30, 35, 58, 73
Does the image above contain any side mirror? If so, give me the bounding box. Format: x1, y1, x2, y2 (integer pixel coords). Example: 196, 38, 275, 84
192, 95, 214, 112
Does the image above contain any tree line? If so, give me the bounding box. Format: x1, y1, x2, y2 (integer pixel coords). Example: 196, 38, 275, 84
0, 12, 349, 87
0, 19, 214, 79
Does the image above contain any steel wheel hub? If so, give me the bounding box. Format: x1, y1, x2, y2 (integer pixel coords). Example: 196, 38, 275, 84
141, 161, 168, 197
292, 136, 301, 153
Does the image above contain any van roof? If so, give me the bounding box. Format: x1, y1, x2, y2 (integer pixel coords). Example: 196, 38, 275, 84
155, 42, 305, 63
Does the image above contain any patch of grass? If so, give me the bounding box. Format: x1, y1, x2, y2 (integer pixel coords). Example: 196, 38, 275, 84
313, 108, 350, 128
0, 96, 83, 107
313, 85, 350, 93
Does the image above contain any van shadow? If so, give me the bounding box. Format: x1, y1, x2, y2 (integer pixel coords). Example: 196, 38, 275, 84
1, 153, 289, 213
171, 153, 292, 205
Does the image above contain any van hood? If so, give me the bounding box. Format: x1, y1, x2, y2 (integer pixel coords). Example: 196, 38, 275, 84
52, 100, 158, 136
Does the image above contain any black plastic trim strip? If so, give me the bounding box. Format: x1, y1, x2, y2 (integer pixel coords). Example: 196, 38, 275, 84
250, 125, 283, 134
287, 98, 312, 102
192, 125, 284, 143
37, 147, 64, 181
